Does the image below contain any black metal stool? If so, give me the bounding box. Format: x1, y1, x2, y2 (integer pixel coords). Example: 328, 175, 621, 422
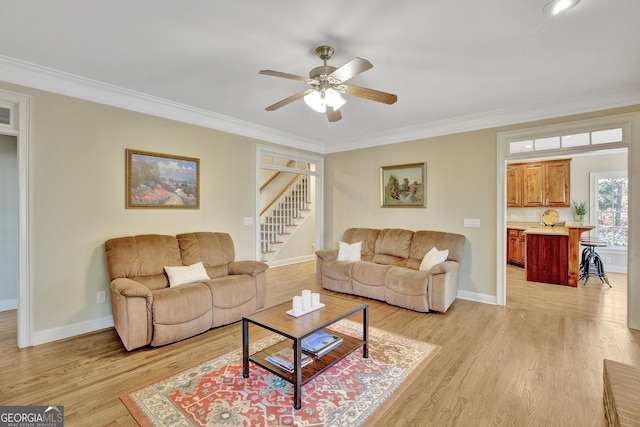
579, 239, 611, 287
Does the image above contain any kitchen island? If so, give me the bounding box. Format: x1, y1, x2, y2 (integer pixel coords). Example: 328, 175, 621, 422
507, 222, 595, 287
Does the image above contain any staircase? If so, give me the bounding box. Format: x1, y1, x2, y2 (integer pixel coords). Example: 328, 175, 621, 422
260, 174, 312, 263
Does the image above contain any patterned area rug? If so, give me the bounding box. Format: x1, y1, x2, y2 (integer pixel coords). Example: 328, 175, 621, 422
121, 319, 440, 427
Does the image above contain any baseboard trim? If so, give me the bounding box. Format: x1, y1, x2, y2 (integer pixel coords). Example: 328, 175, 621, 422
0, 298, 18, 312
32, 315, 114, 346
267, 254, 316, 268
457, 290, 497, 305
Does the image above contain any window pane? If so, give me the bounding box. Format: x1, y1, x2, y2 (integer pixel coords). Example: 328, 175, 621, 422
561, 132, 589, 148
0, 107, 9, 125
534, 136, 560, 150
596, 176, 628, 246
592, 128, 623, 144
510, 140, 533, 153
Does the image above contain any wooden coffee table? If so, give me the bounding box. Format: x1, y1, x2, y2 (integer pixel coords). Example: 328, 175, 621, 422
242, 293, 368, 409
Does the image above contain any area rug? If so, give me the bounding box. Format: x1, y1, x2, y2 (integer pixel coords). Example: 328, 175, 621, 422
121, 319, 440, 427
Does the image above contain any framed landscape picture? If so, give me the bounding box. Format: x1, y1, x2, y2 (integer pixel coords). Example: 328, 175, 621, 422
380, 162, 426, 208
126, 149, 200, 209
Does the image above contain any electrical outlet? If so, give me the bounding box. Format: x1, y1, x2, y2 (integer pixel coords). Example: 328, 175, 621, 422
97, 291, 106, 303
605, 257, 611, 264
463, 218, 481, 228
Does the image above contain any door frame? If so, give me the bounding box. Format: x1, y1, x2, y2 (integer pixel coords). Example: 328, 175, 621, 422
0, 89, 32, 348
496, 112, 640, 329
255, 145, 324, 263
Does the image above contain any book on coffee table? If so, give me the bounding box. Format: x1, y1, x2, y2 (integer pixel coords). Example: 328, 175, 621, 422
266, 348, 313, 373
301, 330, 343, 358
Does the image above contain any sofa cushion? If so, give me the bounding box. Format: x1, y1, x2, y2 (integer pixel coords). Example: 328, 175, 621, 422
152, 283, 212, 325
337, 241, 362, 261
341, 228, 380, 262
419, 247, 449, 272
164, 261, 210, 287
177, 232, 235, 278
372, 228, 413, 266
407, 230, 466, 269
385, 267, 430, 312
352, 261, 392, 287
105, 234, 182, 291
352, 261, 392, 301
321, 260, 355, 281
205, 275, 257, 309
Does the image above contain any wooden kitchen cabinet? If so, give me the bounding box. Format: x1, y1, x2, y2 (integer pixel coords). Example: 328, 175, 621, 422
506, 164, 523, 207
507, 228, 525, 267
507, 159, 570, 208
526, 233, 568, 285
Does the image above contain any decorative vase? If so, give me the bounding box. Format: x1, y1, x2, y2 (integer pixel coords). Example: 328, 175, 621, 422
576, 214, 584, 223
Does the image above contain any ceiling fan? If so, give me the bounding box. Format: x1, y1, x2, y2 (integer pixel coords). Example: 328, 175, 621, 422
259, 46, 398, 122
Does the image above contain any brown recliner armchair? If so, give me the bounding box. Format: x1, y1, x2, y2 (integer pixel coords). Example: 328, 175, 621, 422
105, 232, 268, 351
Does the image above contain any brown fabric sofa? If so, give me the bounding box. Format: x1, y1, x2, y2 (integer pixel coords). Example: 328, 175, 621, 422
315, 228, 466, 313
105, 232, 268, 351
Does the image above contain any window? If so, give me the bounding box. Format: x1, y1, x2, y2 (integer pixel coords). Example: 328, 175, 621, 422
590, 171, 628, 247
509, 127, 623, 155
0, 106, 9, 125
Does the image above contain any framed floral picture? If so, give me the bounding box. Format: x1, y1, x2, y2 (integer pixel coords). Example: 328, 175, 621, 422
126, 149, 199, 209
380, 162, 426, 208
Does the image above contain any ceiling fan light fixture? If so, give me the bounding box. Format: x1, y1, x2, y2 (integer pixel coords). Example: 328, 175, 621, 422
325, 88, 346, 111
544, 0, 580, 15
304, 90, 326, 113
304, 88, 346, 113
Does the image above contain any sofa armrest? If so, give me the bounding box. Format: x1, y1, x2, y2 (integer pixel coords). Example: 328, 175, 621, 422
315, 249, 338, 261
428, 261, 460, 312
110, 278, 153, 351
228, 260, 269, 277
428, 260, 458, 275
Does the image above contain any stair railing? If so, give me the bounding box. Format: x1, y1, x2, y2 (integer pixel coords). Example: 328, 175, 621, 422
260, 174, 310, 257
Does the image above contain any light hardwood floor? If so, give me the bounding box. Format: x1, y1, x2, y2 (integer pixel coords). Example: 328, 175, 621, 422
1, 261, 638, 426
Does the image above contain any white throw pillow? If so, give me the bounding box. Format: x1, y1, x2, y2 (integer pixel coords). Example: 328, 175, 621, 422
164, 261, 210, 287
419, 247, 449, 272
337, 241, 362, 262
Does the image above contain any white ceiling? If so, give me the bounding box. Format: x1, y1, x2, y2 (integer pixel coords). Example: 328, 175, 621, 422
1, 0, 639, 153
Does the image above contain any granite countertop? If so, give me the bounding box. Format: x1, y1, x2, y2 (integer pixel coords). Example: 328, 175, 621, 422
507, 221, 594, 236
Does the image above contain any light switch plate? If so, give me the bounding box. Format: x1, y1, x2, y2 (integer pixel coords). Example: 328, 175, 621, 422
463, 218, 481, 228
243, 217, 253, 225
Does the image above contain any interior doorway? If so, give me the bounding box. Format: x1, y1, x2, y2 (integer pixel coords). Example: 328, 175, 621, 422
0, 90, 31, 348
0, 134, 18, 323
496, 112, 637, 328
256, 146, 323, 266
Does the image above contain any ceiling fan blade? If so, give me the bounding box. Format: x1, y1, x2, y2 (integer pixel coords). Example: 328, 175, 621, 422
326, 106, 342, 122
259, 69, 315, 83
265, 89, 310, 111
328, 57, 373, 83
345, 84, 398, 105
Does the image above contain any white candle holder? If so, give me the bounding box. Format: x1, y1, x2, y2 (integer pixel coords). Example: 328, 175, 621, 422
286, 292, 324, 317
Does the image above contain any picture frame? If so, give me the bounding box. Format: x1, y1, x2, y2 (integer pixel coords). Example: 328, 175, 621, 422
380, 162, 426, 208
126, 149, 200, 209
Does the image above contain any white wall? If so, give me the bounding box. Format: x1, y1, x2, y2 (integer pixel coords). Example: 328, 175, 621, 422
0, 134, 18, 311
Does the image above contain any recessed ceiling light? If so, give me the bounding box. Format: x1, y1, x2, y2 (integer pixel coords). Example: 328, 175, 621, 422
544, 0, 580, 15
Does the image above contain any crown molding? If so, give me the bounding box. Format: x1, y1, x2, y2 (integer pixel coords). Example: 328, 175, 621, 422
1, 55, 638, 155
0, 55, 322, 152
323, 85, 640, 153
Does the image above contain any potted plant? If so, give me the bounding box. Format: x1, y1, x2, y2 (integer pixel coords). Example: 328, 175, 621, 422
572, 199, 589, 223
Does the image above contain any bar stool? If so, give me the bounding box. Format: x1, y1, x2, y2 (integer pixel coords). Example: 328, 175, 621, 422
579, 239, 611, 287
